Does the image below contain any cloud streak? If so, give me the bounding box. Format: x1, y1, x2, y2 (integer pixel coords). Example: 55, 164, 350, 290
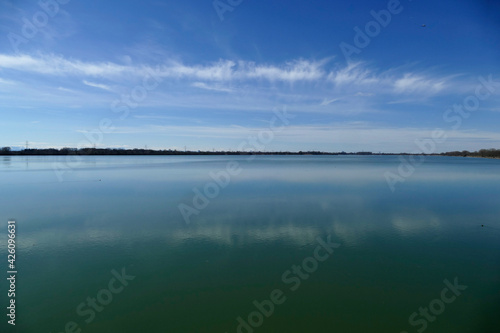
83, 80, 113, 91
0, 53, 457, 94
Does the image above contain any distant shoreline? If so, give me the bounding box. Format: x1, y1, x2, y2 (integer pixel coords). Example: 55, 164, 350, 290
0, 150, 412, 156
0, 148, 498, 158
466, 156, 500, 159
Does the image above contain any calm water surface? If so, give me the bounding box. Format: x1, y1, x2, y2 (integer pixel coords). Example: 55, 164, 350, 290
0, 155, 499, 332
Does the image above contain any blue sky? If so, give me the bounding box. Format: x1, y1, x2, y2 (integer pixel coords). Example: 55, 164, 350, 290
0, 0, 499, 152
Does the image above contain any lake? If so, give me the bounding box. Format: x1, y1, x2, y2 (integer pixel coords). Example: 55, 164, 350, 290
0, 155, 499, 332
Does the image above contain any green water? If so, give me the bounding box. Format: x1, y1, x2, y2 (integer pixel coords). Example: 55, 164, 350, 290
0, 155, 499, 332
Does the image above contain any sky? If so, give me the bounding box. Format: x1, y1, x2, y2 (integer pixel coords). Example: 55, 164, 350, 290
0, 0, 499, 153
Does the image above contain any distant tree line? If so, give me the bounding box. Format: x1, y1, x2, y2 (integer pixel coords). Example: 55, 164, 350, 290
0, 147, 374, 156
441, 148, 500, 158
0, 147, 345, 156
0, 147, 498, 158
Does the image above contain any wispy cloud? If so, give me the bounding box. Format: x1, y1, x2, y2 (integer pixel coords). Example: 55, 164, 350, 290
0, 53, 460, 96
57, 86, 77, 93
239, 59, 328, 82
394, 73, 446, 94
355, 92, 375, 97
320, 98, 340, 106
191, 82, 233, 92
328, 62, 378, 86
0, 53, 478, 121
83, 80, 113, 91
0, 54, 330, 83
0, 54, 129, 77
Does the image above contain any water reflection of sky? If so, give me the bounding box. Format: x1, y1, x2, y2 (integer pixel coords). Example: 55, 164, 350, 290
1, 155, 498, 252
